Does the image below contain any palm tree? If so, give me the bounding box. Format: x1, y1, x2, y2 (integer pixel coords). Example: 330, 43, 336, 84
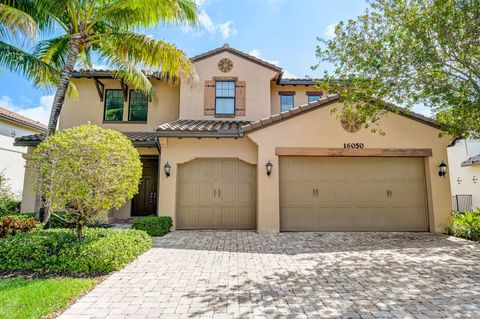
30, 0, 198, 136
0, 2, 58, 87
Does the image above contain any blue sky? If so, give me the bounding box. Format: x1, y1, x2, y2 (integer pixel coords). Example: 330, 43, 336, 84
0, 0, 371, 124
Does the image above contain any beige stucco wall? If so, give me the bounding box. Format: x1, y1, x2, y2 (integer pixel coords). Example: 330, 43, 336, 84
59, 78, 180, 131
270, 84, 323, 114
179, 51, 278, 121
247, 102, 453, 233
158, 137, 258, 229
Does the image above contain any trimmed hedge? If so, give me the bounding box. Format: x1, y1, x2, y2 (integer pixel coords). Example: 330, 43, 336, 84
132, 216, 172, 237
0, 216, 39, 238
446, 210, 480, 241
0, 228, 152, 274
0, 198, 21, 215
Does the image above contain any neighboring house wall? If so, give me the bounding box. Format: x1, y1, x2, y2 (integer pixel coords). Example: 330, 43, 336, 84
179, 51, 278, 121
59, 78, 180, 131
0, 120, 43, 196
447, 139, 480, 209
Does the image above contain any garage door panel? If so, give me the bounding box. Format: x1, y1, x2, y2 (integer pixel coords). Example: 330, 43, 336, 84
280, 156, 428, 232
177, 158, 256, 230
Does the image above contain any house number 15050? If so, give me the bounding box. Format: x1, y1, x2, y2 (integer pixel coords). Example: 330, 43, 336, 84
344, 143, 364, 149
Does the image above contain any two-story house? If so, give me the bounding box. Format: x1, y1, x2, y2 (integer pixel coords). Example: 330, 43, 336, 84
16, 44, 453, 233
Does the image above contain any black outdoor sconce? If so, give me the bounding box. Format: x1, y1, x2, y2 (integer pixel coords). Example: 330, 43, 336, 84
438, 161, 447, 178
266, 161, 273, 176
164, 162, 171, 177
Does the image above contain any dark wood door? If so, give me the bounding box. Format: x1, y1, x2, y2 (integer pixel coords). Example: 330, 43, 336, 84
132, 158, 159, 216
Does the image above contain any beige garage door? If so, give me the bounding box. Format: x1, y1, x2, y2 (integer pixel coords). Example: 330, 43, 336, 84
177, 158, 256, 229
280, 157, 428, 231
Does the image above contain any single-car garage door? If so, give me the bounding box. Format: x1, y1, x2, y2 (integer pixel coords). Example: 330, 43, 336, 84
280, 157, 428, 231
177, 158, 256, 229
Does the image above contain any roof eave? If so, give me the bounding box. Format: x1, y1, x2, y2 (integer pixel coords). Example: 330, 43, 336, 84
155, 131, 242, 138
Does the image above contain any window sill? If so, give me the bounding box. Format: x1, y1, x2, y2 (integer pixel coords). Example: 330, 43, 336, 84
102, 121, 148, 124
214, 114, 235, 118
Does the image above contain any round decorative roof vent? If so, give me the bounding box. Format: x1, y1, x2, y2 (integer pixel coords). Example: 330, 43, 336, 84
218, 58, 233, 73
340, 114, 362, 133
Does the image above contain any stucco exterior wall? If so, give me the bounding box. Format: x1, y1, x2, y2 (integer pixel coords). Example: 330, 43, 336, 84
270, 84, 323, 115
247, 102, 452, 233
0, 119, 43, 196
59, 78, 180, 131
447, 139, 480, 209
179, 51, 278, 121
158, 137, 258, 229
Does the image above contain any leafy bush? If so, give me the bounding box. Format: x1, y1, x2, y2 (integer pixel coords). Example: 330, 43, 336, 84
446, 210, 480, 241
0, 228, 151, 274
0, 198, 21, 215
0, 216, 38, 238
132, 216, 172, 237
32, 124, 142, 241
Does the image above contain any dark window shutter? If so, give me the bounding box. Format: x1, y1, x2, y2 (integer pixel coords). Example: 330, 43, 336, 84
235, 81, 246, 116
204, 80, 215, 115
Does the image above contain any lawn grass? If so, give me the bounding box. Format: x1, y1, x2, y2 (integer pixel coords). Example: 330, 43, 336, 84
0, 277, 97, 319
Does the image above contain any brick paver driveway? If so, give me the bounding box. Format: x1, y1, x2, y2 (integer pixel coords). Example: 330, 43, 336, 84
60, 232, 480, 319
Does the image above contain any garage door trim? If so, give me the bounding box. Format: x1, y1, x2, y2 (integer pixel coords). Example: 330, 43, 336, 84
276, 147, 433, 157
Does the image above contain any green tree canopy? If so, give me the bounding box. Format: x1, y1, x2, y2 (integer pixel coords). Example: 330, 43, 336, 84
32, 124, 142, 241
315, 0, 480, 137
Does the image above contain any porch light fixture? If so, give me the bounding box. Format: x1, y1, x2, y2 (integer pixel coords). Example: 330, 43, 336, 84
438, 161, 447, 178
164, 162, 171, 177
473, 176, 478, 184
266, 161, 273, 176
457, 177, 462, 185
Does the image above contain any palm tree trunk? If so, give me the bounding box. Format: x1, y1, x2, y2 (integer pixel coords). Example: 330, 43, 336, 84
40, 38, 81, 224
46, 39, 80, 136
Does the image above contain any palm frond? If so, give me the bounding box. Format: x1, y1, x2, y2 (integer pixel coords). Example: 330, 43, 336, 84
0, 40, 59, 88
0, 3, 36, 40
99, 32, 196, 82
96, 0, 197, 30
33, 35, 69, 69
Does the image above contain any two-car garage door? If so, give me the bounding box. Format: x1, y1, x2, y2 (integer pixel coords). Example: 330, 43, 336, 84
280, 157, 428, 231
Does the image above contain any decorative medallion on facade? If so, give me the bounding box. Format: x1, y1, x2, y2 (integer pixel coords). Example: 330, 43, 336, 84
340, 114, 362, 133
218, 58, 233, 73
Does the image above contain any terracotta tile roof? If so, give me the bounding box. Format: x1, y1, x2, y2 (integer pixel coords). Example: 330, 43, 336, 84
14, 131, 157, 146
157, 119, 250, 137
277, 78, 318, 85
462, 154, 480, 167
72, 69, 169, 79
241, 94, 341, 133
0, 107, 47, 132
190, 44, 282, 73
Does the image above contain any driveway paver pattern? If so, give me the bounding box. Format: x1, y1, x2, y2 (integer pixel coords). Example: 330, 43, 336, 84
59, 231, 480, 319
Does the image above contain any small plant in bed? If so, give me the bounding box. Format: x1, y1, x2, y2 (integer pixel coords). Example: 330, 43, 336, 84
132, 215, 172, 237
0, 228, 152, 275
446, 210, 480, 241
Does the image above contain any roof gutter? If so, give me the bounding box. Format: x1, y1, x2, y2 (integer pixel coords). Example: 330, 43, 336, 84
155, 130, 243, 138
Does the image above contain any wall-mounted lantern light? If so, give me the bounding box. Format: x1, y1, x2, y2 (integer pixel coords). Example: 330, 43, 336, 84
438, 161, 447, 178
164, 162, 171, 177
457, 177, 462, 184
266, 161, 273, 176
473, 176, 478, 184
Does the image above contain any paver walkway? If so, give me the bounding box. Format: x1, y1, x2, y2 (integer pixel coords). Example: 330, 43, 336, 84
59, 231, 480, 319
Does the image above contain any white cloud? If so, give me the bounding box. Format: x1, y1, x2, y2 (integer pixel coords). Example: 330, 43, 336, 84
248, 49, 279, 66
198, 10, 215, 33
412, 104, 433, 117
0, 94, 53, 125
324, 23, 337, 39
219, 21, 237, 39
282, 70, 300, 79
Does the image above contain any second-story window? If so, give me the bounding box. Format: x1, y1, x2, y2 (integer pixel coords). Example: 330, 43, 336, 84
215, 81, 235, 115
104, 90, 124, 121
129, 90, 148, 121
307, 91, 322, 104
280, 92, 295, 112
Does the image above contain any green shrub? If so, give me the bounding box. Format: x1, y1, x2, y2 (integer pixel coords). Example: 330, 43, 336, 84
132, 216, 172, 237
446, 210, 480, 241
1, 212, 35, 219
0, 198, 21, 215
0, 216, 39, 238
0, 228, 152, 274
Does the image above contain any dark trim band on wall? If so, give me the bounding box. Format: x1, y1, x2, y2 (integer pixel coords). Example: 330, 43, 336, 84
275, 147, 433, 157
306, 91, 323, 96
278, 91, 296, 96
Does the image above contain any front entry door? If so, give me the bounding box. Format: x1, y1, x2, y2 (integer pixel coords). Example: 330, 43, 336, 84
132, 158, 159, 216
